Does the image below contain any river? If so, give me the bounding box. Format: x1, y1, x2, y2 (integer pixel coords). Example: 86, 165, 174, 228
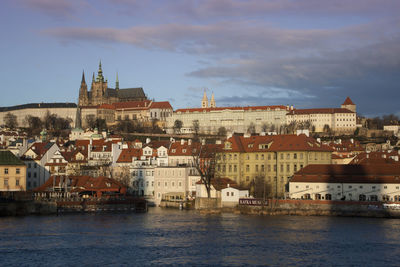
1, 208, 400, 266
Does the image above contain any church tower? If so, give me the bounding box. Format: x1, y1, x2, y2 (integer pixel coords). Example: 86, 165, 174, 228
115, 72, 119, 91
78, 71, 88, 106
341, 97, 356, 113
201, 90, 209, 108
92, 60, 108, 105
210, 92, 216, 108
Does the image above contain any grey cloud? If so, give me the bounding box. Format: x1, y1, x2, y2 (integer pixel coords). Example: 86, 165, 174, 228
19, 0, 85, 17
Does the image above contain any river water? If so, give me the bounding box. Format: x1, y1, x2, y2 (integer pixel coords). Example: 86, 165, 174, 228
1, 208, 400, 266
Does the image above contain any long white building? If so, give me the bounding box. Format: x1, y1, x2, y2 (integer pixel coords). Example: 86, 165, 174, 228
167, 91, 289, 134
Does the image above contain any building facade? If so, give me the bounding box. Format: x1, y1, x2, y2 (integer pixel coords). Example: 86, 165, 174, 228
216, 134, 333, 197
286, 97, 357, 134
167, 92, 289, 134
0, 150, 27, 191
289, 164, 400, 202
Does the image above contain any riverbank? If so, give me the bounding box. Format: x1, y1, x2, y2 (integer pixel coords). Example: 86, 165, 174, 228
195, 199, 400, 218
0, 197, 148, 216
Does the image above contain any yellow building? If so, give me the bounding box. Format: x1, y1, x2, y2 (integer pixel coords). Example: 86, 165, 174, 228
216, 134, 333, 198
0, 150, 27, 191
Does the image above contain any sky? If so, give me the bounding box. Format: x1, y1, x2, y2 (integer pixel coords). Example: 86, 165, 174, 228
0, 0, 399, 117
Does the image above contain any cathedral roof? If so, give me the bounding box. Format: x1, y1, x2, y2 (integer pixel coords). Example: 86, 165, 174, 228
105, 87, 146, 99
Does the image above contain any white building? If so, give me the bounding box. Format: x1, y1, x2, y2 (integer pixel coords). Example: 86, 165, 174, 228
166, 92, 289, 134
286, 97, 357, 134
289, 164, 400, 201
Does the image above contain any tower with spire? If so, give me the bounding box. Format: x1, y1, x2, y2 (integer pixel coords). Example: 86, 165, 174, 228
202, 90, 209, 108
78, 71, 88, 106
210, 92, 216, 108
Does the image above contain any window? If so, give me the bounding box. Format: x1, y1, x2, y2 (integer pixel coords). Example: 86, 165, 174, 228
246, 165, 250, 172
280, 164, 283, 172
255, 154, 259, 160
280, 154, 283, 160
231, 192, 234, 196
294, 153, 297, 159
227, 192, 229, 196
261, 154, 264, 160
261, 165, 265, 172
294, 164, 297, 172
4, 179, 8, 186
255, 165, 259, 172
286, 164, 290, 172
286, 153, 290, 160
4, 168, 8, 174
179, 182, 182, 187
234, 165, 237, 172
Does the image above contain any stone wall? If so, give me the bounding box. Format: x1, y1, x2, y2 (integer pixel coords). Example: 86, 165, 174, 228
195, 197, 221, 209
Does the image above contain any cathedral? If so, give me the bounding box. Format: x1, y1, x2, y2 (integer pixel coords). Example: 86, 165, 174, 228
78, 62, 147, 107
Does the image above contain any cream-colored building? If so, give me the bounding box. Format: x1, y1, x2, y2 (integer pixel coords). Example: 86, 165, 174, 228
289, 164, 400, 202
0, 103, 77, 128
0, 150, 27, 191
217, 134, 333, 198
167, 92, 289, 134
286, 97, 357, 134
154, 166, 194, 205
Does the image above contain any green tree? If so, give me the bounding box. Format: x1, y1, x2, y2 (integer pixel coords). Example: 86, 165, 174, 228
217, 126, 227, 136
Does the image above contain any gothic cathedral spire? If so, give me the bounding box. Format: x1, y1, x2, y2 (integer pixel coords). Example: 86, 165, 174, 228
96, 60, 104, 82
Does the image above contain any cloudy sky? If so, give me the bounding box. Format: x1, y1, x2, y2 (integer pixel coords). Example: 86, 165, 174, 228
1, 0, 399, 117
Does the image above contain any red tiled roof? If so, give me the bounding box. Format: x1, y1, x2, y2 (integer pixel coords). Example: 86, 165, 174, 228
34, 175, 126, 193
291, 164, 400, 184
117, 148, 142, 163
112, 100, 151, 110
224, 134, 333, 153
175, 105, 287, 113
342, 97, 355, 105
287, 108, 354, 115
350, 151, 400, 165
149, 101, 172, 109
98, 103, 115, 110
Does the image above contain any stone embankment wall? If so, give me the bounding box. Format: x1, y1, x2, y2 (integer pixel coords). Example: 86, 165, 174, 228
159, 200, 194, 209
195, 197, 221, 209
237, 199, 400, 218
0, 201, 57, 216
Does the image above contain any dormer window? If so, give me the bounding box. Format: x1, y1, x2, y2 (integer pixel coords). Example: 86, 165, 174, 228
172, 149, 176, 153
182, 149, 186, 153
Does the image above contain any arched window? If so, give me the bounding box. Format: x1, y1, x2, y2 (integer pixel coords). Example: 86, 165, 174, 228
359, 194, 366, 201
325, 194, 332, 200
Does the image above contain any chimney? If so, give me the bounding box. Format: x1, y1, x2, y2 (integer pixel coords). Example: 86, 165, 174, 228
188, 139, 192, 145
180, 139, 185, 145
291, 105, 294, 110
146, 138, 151, 144
227, 183, 230, 188
317, 138, 321, 143
201, 139, 206, 145
350, 138, 354, 144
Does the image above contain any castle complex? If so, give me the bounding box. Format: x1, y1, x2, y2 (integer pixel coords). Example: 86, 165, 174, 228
78, 62, 147, 107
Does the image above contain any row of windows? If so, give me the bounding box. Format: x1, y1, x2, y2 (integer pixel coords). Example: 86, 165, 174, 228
156, 181, 183, 188
219, 163, 305, 173
27, 163, 37, 169
2, 178, 20, 186
3, 168, 21, 175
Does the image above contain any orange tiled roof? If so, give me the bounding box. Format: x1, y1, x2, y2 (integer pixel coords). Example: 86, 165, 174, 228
149, 101, 172, 109
112, 100, 151, 110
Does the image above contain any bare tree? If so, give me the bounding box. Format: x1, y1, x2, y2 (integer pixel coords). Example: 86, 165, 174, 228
4, 113, 18, 129
192, 142, 220, 198
173, 119, 183, 134
217, 126, 227, 137
192, 120, 200, 136
247, 122, 256, 134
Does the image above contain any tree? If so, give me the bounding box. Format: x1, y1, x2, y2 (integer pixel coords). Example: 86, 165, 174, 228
25, 115, 42, 136
192, 120, 200, 136
4, 113, 18, 129
217, 126, 227, 137
261, 123, 269, 132
192, 142, 220, 198
173, 119, 183, 134
86, 115, 96, 129
247, 122, 256, 134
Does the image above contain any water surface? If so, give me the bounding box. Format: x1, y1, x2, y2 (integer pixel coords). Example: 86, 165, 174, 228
1, 208, 399, 266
